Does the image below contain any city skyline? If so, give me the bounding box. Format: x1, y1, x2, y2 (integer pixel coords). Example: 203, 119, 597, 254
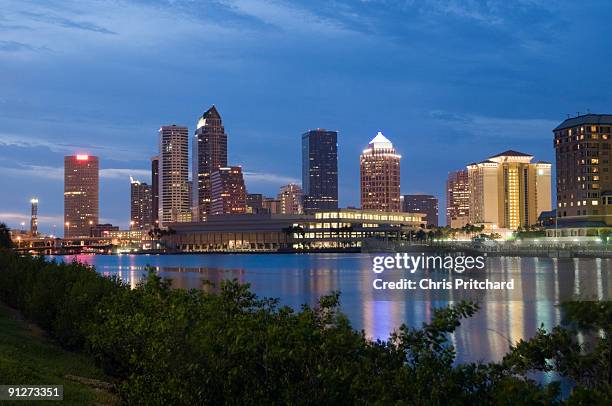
2, 1, 612, 233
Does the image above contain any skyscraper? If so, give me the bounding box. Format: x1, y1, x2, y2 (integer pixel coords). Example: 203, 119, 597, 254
446, 170, 470, 228
360, 132, 401, 212
554, 114, 612, 221
151, 155, 159, 225
30, 198, 38, 236
193, 105, 228, 221
159, 125, 191, 225
210, 166, 247, 216
130, 177, 152, 230
401, 195, 438, 226
467, 150, 551, 229
302, 129, 338, 214
64, 155, 99, 237
278, 183, 304, 214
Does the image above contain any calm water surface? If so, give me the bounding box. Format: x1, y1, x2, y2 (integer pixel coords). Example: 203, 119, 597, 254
52, 253, 610, 372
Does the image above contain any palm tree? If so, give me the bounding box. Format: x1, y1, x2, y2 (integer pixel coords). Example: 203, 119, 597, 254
0, 223, 13, 249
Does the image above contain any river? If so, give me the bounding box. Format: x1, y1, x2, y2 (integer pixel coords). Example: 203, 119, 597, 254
52, 253, 610, 377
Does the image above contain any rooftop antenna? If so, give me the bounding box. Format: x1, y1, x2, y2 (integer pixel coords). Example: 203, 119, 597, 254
567, 114, 570, 119
587, 108, 591, 114
576, 112, 580, 117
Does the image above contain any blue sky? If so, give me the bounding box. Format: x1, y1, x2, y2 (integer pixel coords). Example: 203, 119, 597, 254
1, 0, 611, 233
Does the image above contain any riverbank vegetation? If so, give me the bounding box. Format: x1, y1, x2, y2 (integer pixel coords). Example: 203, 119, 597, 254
0, 249, 610, 404
0, 302, 117, 404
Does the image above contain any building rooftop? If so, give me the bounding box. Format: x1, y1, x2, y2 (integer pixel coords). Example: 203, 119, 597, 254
196, 105, 220, 130
554, 114, 612, 131
489, 150, 533, 158
368, 131, 394, 149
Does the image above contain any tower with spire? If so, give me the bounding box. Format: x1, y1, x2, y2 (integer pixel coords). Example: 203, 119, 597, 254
193, 105, 228, 221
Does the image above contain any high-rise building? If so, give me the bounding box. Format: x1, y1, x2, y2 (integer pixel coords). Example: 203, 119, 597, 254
159, 125, 191, 225
467, 150, 551, 230
130, 177, 152, 230
278, 184, 304, 214
302, 129, 338, 214
360, 132, 401, 212
210, 166, 247, 216
446, 170, 470, 228
30, 198, 38, 237
64, 155, 99, 237
193, 105, 228, 221
151, 156, 159, 226
554, 114, 612, 222
401, 194, 438, 226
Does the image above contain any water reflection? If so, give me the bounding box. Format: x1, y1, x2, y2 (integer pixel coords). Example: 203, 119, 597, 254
52, 253, 611, 364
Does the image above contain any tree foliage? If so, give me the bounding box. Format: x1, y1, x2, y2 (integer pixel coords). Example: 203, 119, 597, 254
0, 251, 610, 404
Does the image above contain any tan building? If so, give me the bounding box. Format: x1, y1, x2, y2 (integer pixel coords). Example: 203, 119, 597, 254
360, 132, 401, 212
262, 197, 281, 214
210, 166, 247, 216
446, 170, 470, 228
467, 150, 551, 230
159, 125, 191, 224
278, 184, 304, 214
64, 155, 99, 237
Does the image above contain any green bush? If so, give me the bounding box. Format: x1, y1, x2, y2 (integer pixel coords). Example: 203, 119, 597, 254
0, 250, 610, 404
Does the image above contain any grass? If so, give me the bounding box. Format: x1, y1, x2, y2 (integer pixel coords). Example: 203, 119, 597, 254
0, 303, 118, 405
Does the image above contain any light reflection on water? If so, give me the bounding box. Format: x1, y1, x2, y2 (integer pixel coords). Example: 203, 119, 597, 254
51, 253, 611, 365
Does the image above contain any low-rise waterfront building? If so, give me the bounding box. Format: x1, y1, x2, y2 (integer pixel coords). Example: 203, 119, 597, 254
161, 209, 425, 252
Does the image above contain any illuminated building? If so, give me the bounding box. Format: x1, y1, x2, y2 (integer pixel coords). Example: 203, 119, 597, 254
64, 155, 99, 237
401, 194, 438, 226
30, 198, 38, 237
193, 105, 227, 221
130, 177, 152, 230
554, 114, 612, 221
162, 209, 425, 252
90, 223, 119, 237
360, 132, 401, 212
159, 125, 191, 225
210, 166, 247, 215
446, 170, 470, 228
278, 183, 303, 214
467, 150, 551, 230
302, 129, 338, 213
151, 155, 159, 225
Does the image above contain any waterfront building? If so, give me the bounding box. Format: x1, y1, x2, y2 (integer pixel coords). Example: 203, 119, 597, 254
262, 197, 281, 214
130, 177, 153, 230
278, 184, 304, 214
401, 194, 438, 226
90, 223, 119, 237
159, 125, 191, 225
446, 170, 470, 228
360, 132, 401, 212
554, 114, 612, 221
302, 129, 338, 213
210, 166, 247, 216
193, 105, 228, 221
64, 155, 99, 238
162, 209, 425, 252
151, 156, 159, 225
30, 198, 38, 237
467, 150, 551, 230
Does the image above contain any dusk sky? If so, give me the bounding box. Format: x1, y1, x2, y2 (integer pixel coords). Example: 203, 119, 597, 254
1, 0, 611, 233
